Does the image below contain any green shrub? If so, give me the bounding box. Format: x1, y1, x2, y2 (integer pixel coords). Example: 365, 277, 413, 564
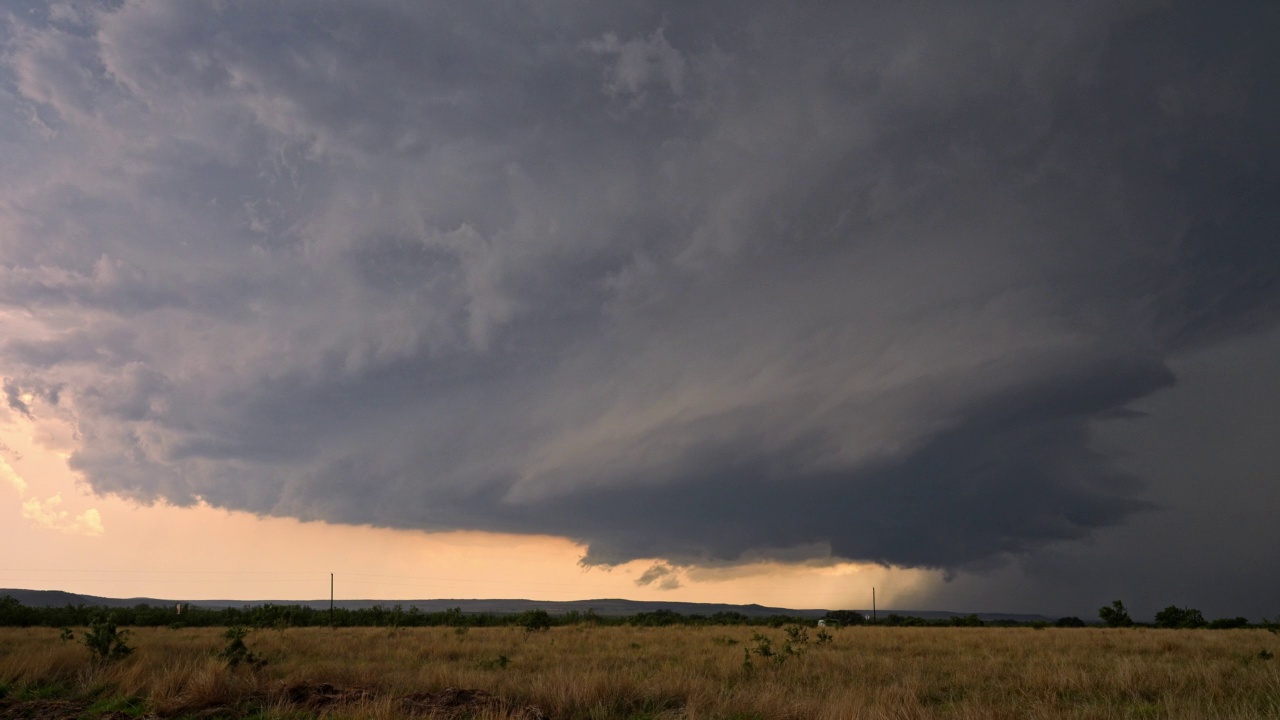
218, 626, 266, 670
476, 654, 509, 670
782, 624, 809, 646
749, 632, 776, 660
747, 628, 809, 665
82, 617, 132, 663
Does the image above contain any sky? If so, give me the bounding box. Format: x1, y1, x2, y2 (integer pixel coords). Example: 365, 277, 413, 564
1, 0, 1278, 621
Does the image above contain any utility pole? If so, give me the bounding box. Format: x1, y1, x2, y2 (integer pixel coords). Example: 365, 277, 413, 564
872, 587, 876, 624
330, 573, 334, 627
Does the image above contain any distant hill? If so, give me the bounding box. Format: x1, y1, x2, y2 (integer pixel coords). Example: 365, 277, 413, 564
195, 597, 837, 618
0, 588, 1050, 622
0, 589, 178, 609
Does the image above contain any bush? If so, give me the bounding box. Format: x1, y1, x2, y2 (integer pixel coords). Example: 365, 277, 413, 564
745, 627, 809, 667
82, 617, 132, 663
1208, 617, 1249, 629
1054, 616, 1087, 628
749, 632, 774, 657
476, 654, 509, 670
782, 624, 809, 655
1098, 601, 1132, 628
218, 626, 266, 670
1153, 606, 1206, 629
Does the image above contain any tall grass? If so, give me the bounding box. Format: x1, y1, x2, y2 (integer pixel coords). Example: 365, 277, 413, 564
1, 625, 1277, 718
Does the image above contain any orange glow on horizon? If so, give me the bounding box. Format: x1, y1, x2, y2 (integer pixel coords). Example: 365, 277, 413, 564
1, 410, 932, 610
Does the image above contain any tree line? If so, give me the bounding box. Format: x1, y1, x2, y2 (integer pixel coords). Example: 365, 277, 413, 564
0, 595, 1270, 630
1096, 600, 1258, 629
0, 597, 812, 630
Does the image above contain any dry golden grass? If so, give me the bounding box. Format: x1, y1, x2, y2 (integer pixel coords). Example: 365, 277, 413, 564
1, 625, 1278, 719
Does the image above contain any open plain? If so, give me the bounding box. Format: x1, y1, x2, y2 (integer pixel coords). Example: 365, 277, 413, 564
1, 625, 1278, 719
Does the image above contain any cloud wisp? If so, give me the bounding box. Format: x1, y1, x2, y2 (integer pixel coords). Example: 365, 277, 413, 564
2, 453, 102, 536
1, 1, 1277, 584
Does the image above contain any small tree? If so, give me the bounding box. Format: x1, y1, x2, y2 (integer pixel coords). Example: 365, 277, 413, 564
822, 610, 867, 626
1099, 600, 1133, 628
517, 609, 552, 632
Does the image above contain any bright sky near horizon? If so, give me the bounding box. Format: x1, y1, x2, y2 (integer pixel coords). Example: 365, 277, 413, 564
1, 407, 930, 608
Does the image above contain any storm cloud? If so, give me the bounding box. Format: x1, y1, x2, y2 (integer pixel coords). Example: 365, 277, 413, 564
2, 1, 1278, 602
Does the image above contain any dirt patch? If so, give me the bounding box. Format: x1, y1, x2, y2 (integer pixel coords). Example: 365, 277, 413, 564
0, 698, 160, 720
274, 683, 550, 719
400, 687, 548, 719
280, 681, 373, 709
0, 698, 88, 720
0, 685, 550, 720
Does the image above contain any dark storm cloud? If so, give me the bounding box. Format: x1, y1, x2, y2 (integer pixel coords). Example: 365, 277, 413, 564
504, 353, 1174, 568
2, 0, 1278, 594
898, 325, 1280, 620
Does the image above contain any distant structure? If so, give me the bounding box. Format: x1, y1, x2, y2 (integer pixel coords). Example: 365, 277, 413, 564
175, 602, 184, 615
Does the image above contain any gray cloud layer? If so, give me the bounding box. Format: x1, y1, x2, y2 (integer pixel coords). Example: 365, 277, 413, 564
3, 1, 1278, 610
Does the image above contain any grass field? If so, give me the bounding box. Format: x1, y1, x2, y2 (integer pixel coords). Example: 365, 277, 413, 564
1, 625, 1278, 719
